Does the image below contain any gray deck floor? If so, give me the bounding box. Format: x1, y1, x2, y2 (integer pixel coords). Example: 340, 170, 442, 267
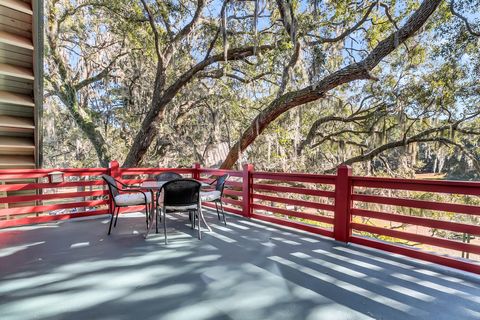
0, 210, 479, 320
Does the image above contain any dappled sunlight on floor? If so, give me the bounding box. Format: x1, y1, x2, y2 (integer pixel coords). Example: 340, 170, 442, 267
0, 210, 479, 320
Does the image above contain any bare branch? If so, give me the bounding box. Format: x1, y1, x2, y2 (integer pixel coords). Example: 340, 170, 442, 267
139, 0, 163, 62
450, 0, 480, 36
74, 51, 129, 90
307, 2, 377, 45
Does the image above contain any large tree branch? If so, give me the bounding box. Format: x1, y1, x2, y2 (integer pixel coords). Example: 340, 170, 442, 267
298, 107, 384, 154
328, 114, 480, 171
123, 44, 274, 167
275, 0, 300, 97
140, 0, 163, 62
162, 0, 205, 65
220, 0, 442, 169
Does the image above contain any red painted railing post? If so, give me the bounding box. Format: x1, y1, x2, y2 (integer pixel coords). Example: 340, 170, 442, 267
109, 160, 120, 179
334, 164, 352, 243
107, 160, 120, 214
242, 163, 254, 218
193, 163, 201, 180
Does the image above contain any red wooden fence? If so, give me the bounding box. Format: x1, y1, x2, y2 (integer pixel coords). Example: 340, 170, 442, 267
0, 161, 479, 274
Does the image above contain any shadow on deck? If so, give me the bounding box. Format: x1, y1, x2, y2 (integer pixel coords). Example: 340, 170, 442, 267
0, 210, 479, 320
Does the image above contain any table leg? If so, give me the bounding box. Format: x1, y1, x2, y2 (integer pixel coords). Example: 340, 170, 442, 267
144, 189, 157, 238
199, 200, 212, 232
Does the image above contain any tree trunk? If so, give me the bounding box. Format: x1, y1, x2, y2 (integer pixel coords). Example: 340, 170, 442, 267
59, 90, 110, 167
122, 46, 273, 168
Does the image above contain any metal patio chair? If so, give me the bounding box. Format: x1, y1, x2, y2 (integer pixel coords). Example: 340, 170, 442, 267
200, 174, 229, 225
155, 171, 182, 182
102, 174, 152, 235
159, 179, 201, 244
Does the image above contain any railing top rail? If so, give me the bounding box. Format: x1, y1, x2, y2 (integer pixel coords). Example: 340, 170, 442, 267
352, 175, 480, 186
252, 171, 336, 184
119, 167, 194, 174
352, 176, 480, 195
198, 168, 243, 177
0, 168, 107, 179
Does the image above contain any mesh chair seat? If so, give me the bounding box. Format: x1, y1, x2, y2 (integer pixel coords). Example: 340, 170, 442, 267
200, 190, 221, 202
115, 192, 152, 206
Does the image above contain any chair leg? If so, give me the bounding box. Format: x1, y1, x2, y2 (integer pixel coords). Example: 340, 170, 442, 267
215, 202, 221, 220
163, 207, 168, 245
114, 206, 121, 227
146, 204, 150, 228
108, 206, 118, 235
220, 201, 227, 225
197, 209, 201, 240
190, 210, 194, 229
155, 202, 159, 234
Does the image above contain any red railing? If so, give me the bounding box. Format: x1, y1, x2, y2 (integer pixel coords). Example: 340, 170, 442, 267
0, 161, 479, 274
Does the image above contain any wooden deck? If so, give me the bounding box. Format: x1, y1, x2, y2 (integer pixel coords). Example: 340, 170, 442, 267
0, 209, 478, 320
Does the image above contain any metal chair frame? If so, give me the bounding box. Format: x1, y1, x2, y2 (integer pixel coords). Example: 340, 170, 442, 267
209, 174, 229, 225
155, 172, 183, 182
158, 179, 201, 244
102, 174, 153, 235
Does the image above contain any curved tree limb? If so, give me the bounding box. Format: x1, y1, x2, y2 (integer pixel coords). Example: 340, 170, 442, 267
324, 113, 480, 172
220, 0, 442, 169
123, 44, 274, 167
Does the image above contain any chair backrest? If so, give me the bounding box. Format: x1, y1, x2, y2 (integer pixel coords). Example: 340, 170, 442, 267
102, 174, 120, 198
155, 171, 183, 182
162, 179, 201, 207
215, 174, 229, 193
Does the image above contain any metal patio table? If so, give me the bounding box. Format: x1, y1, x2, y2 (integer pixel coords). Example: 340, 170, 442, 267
141, 180, 212, 237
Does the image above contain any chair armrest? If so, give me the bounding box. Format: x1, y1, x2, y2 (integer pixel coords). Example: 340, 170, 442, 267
124, 184, 141, 188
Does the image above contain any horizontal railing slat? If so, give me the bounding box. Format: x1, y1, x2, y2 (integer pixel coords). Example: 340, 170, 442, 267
251, 212, 334, 238
352, 177, 480, 196
351, 208, 480, 235
0, 210, 110, 229
198, 168, 243, 177
0, 190, 108, 204
351, 223, 480, 254
350, 236, 480, 274
218, 197, 243, 207
253, 203, 334, 225
352, 194, 480, 216
0, 200, 108, 216
253, 171, 336, 184
0, 180, 105, 192
202, 202, 243, 216
223, 189, 243, 197
253, 183, 335, 198
253, 193, 335, 212
119, 168, 194, 174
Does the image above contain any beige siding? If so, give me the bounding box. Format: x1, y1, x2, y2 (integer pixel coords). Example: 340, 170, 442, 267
0, 0, 40, 212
